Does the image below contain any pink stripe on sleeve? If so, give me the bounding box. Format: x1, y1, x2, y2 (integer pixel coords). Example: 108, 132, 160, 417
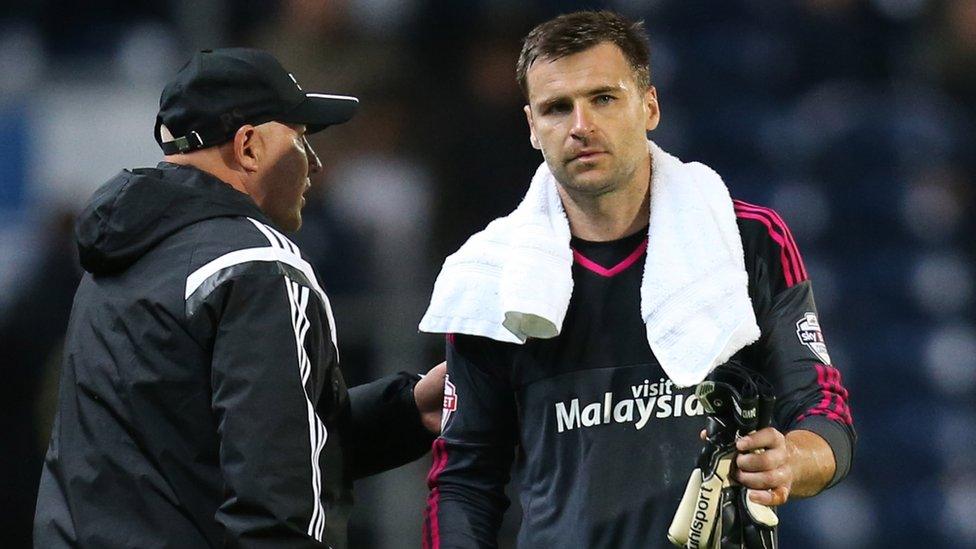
423, 438, 449, 549
734, 200, 807, 282
827, 367, 853, 424
734, 210, 797, 287
796, 364, 853, 425
734, 200, 809, 288
762, 206, 808, 280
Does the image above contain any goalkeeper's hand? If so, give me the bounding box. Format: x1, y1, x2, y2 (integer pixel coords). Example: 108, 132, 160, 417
733, 427, 795, 507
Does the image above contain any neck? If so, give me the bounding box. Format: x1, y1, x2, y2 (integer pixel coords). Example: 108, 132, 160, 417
558, 155, 651, 242
163, 148, 248, 195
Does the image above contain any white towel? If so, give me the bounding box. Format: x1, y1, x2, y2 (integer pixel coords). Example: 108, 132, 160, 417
419, 141, 760, 387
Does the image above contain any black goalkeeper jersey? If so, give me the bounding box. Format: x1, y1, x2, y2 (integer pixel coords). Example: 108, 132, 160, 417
423, 200, 855, 549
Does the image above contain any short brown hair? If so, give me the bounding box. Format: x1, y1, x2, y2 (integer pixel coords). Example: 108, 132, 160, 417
516, 10, 651, 99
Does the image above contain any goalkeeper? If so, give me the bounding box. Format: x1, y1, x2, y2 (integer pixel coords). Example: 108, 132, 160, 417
419, 10, 855, 549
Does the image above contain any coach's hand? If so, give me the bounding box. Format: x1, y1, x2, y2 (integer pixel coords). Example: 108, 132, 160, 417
414, 362, 447, 434
732, 427, 794, 506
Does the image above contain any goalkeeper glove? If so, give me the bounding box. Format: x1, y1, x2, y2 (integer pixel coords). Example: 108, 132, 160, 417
667, 363, 778, 549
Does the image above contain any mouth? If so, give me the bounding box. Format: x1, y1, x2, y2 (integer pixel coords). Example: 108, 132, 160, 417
569, 150, 607, 163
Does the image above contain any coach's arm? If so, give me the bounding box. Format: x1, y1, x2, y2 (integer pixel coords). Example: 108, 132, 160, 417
342, 364, 443, 480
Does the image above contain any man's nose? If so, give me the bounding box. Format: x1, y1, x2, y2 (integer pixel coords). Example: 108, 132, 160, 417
570, 103, 595, 140
572, 101, 595, 139
304, 137, 322, 174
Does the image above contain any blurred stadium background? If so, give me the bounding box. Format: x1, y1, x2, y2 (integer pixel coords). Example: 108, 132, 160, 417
2, 0, 974, 547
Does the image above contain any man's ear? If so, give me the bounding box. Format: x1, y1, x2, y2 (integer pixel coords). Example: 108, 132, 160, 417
233, 125, 260, 173
524, 105, 541, 150
644, 85, 661, 132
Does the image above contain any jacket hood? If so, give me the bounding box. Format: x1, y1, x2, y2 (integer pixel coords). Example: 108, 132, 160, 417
76, 162, 270, 274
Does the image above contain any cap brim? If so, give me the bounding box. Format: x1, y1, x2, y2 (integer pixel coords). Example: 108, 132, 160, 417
281, 93, 359, 133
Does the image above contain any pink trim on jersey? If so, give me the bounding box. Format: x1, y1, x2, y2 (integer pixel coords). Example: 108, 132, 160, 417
757, 203, 808, 280
734, 200, 808, 280
733, 200, 808, 288
424, 438, 449, 549
796, 364, 853, 425
426, 336, 456, 547
734, 211, 797, 286
572, 238, 648, 278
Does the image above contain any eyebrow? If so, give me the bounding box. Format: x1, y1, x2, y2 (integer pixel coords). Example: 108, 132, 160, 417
535, 84, 626, 109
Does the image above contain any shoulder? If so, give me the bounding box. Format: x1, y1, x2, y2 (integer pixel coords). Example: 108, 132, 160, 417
732, 199, 809, 292
184, 216, 307, 273
733, 199, 793, 246
450, 333, 518, 353
448, 333, 517, 379
183, 216, 323, 311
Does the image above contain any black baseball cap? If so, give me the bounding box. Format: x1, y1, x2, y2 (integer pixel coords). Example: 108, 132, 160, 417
155, 48, 359, 154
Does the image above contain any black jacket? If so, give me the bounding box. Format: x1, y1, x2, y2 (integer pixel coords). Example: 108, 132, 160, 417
34, 162, 434, 548
424, 201, 855, 548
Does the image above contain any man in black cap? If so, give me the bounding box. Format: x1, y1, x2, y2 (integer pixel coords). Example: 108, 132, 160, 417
33, 48, 445, 548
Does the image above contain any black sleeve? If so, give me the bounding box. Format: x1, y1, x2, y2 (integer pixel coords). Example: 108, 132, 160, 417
736, 201, 856, 489
209, 273, 332, 547
755, 281, 856, 488
344, 371, 436, 479
423, 335, 518, 549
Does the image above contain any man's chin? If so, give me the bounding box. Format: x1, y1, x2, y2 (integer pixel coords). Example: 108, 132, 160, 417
273, 213, 302, 233
559, 172, 615, 195
288, 215, 303, 232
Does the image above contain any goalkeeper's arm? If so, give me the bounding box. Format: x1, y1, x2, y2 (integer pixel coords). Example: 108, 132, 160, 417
733, 427, 837, 506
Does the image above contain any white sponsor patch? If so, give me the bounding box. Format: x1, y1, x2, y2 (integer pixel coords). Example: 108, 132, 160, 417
553, 378, 705, 433
796, 312, 831, 364
441, 374, 458, 432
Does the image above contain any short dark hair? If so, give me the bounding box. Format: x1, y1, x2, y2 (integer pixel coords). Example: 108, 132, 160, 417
516, 10, 651, 99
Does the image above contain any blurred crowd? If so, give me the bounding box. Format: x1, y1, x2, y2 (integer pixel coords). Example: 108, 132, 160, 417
2, 0, 974, 547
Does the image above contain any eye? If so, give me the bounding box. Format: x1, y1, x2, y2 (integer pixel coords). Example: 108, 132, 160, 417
543, 101, 572, 115
595, 94, 615, 105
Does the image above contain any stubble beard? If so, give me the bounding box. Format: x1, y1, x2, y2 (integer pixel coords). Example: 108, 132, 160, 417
553, 157, 638, 200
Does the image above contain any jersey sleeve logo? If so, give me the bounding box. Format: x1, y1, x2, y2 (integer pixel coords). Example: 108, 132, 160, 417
441, 374, 458, 432
796, 312, 831, 364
